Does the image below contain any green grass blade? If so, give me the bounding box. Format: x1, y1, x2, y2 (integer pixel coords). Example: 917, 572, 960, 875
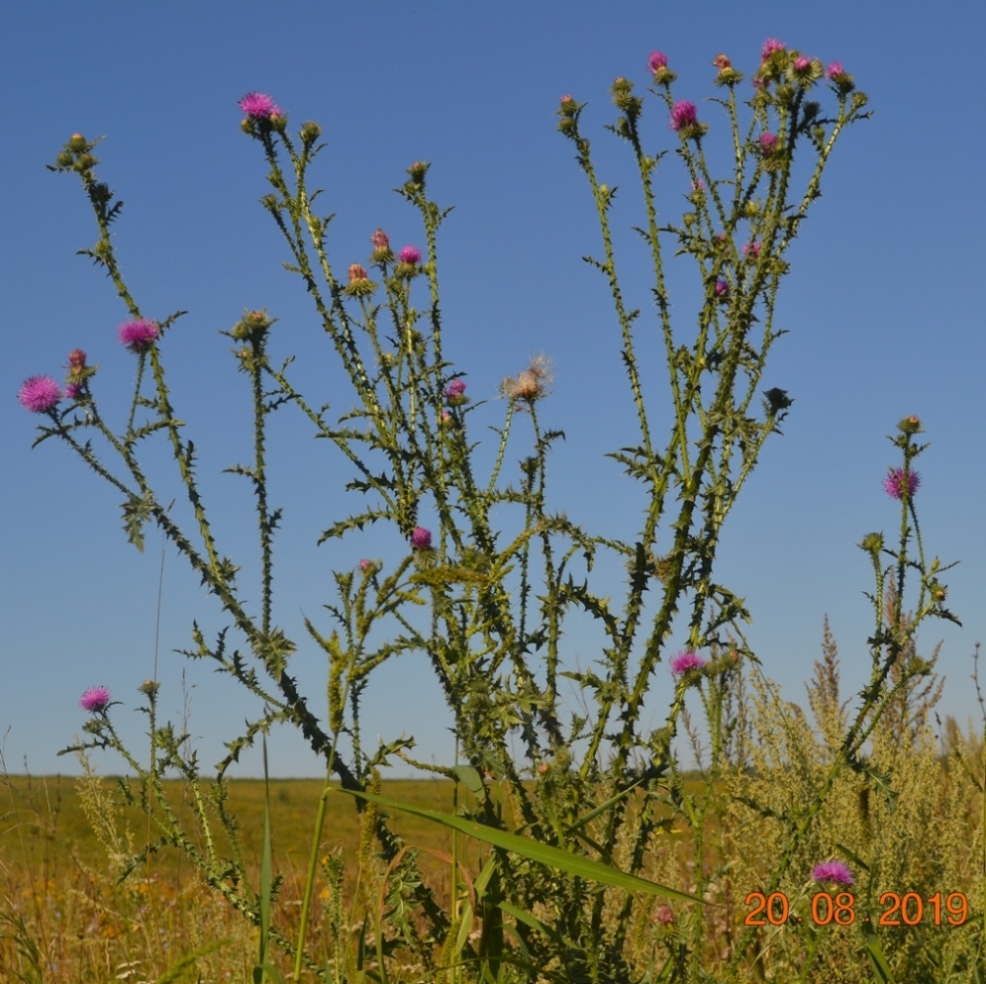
863, 926, 898, 984
255, 735, 273, 983
342, 789, 703, 905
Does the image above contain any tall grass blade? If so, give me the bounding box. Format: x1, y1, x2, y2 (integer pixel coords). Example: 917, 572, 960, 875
342, 789, 703, 904
863, 927, 898, 984
254, 735, 274, 984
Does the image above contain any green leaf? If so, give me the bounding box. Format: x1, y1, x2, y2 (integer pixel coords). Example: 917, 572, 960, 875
452, 765, 485, 796
342, 789, 703, 905
121, 492, 154, 552
863, 926, 898, 984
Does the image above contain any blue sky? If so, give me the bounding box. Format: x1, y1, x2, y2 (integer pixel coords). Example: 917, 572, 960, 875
3, 1, 985, 778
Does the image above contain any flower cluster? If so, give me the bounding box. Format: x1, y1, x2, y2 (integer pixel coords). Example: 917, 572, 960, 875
883, 467, 920, 501
79, 686, 111, 713
119, 319, 159, 352
501, 355, 553, 405
669, 100, 707, 140
670, 651, 706, 675
444, 378, 467, 406
344, 263, 377, 297
370, 228, 393, 263
812, 860, 854, 887
18, 375, 61, 413
647, 50, 676, 86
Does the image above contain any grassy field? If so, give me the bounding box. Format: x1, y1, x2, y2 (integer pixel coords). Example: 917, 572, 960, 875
0, 773, 494, 983
1, 771, 702, 982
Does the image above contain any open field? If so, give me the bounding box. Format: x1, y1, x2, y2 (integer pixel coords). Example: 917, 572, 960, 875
1, 773, 702, 982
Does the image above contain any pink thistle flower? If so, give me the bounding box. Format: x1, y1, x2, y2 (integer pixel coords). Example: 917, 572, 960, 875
712, 54, 732, 72
358, 558, 377, 573
670, 100, 698, 132
692, 179, 705, 193
742, 241, 761, 259
80, 686, 111, 713
656, 904, 675, 925
119, 320, 159, 352
410, 526, 432, 550
445, 379, 466, 398
68, 348, 87, 368
793, 56, 811, 72
348, 263, 369, 283
370, 228, 390, 251
883, 467, 920, 500
761, 38, 785, 60
648, 51, 668, 73
65, 383, 83, 401
18, 375, 61, 413
398, 245, 422, 265
714, 279, 729, 297
238, 92, 281, 120
670, 651, 706, 675
812, 860, 854, 887
759, 132, 778, 154
826, 61, 845, 79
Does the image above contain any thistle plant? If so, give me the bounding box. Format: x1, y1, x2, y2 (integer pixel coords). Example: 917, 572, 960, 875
17, 39, 923, 982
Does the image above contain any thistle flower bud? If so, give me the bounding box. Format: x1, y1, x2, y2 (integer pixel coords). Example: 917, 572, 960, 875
407, 161, 429, 185
826, 61, 855, 92
67, 133, 88, 153
669, 101, 707, 140
300, 120, 321, 145
231, 309, 274, 341
344, 263, 377, 297
648, 50, 676, 85
712, 53, 743, 87
897, 415, 922, 434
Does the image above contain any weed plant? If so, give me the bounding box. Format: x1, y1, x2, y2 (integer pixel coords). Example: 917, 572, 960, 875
9, 38, 984, 983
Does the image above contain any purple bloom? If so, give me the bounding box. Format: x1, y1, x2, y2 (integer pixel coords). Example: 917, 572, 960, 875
238, 92, 282, 120
445, 379, 466, 398
826, 61, 845, 79
370, 228, 390, 251
883, 467, 920, 500
761, 38, 785, 60
656, 904, 674, 925
759, 132, 778, 154
812, 860, 854, 887
398, 245, 422, 265
410, 526, 432, 550
670, 100, 698, 132
358, 559, 376, 573
793, 56, 811, 72
648, 51, 668, 73
18, 375, 61, 413
742, 241, 761, 259
65, 383, 83, 401
119, 320, 159, 352
80, 686, 111, 713
670, 651, 706, 675
715, 279, 729, 297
